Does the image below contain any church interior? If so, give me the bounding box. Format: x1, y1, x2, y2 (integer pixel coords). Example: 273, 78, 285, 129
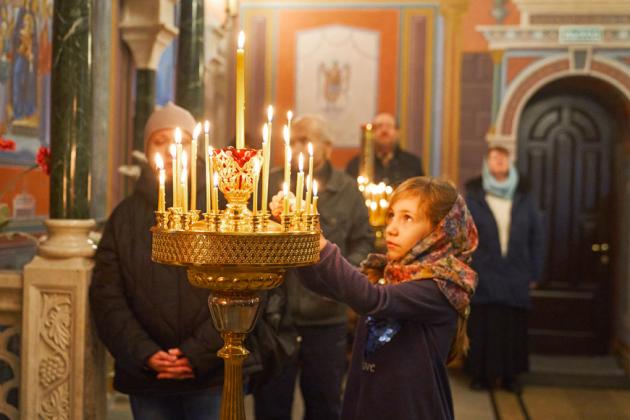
1, 0, 630, 419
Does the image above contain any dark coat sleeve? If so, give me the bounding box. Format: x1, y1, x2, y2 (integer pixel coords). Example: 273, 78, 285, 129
298, 243, 456, 324
345, 155, 360, 179
178, 318, 224, 377
89, 209, 161, 372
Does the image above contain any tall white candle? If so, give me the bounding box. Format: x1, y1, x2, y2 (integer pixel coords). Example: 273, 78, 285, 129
181, 151, 188, 212
283, 125, 291, 191
305, 142, 314, 214
204, 121, 211, 214
191, 123, 201, 211
155, 153, 165, 212
212, 172, 219, 212
169, 144, 177, 208
175, 127, 182, 208
261, 123, 271, 214
283, 182, 289, 216
252, 158, 260, 215
312, 180, 319, 214
296, 153, 304, 213
236, 31, 246, 149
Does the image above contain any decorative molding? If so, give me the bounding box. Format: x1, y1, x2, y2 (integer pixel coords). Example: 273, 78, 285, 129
38, 219, 97, 259
0, 325, 19, 420
119, 0, 179, 70
477, 25, 630, 50
489, 55, 630, 147
37, 292, 72, 420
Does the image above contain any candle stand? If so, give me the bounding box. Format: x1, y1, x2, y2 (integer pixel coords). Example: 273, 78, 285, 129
151, 147, 319, 420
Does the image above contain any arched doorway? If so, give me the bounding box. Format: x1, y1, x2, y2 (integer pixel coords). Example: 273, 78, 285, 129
517, 76, 630, 355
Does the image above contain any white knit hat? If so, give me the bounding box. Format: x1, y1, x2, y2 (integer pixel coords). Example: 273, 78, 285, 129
144, 101, 196, 147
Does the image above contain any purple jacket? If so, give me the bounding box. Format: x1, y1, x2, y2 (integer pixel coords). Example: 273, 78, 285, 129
297, 242, 458, 420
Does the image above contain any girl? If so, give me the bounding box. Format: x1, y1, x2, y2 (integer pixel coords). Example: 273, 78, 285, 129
296, 176, 479, 419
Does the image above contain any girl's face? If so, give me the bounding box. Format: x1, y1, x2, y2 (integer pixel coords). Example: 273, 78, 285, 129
385, 195, 433, 261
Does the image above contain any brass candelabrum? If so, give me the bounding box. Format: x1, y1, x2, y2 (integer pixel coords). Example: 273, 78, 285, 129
151, 147, 320, 420
357, 177, 393, 252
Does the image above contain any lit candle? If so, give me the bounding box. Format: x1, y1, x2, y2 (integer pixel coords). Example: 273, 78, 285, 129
305, 142, 314, 214
283, 182, 289, 216
181, 151, 188, 212
204, 121, 212, 214
296, 153, 304, 213
212, 172, 219, 212
261, 123, 271, 214
175, 127, 183, 208
155, 153, 165, 212
287, 110, 293, 133
267, 105, 274, 134
312, 180, 319, 214
252, 157, 260, 215
170, 144, 177, 208
283, 125, 291, 191
235, 31, 246, 149
191, 123, 201, 211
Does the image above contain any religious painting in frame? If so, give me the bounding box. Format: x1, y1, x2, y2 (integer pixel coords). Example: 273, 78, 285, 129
295, 24, 379, 148
0, 0, 53, 166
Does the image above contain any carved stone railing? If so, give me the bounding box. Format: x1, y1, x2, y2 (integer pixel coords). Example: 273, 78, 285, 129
0, 270, 22, 420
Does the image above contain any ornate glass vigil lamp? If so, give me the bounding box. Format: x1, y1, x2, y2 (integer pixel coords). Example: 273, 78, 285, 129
151, 145, 320, 420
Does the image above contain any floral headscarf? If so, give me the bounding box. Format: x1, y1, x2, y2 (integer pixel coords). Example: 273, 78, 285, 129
361, 195, 479, 316
361, 195, 479, 355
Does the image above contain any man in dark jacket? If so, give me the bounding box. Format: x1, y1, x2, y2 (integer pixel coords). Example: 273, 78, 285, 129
90, 103, 263, 420
254, 115, 374, 420
346, 112, 424, 186
464, 145, 544, 393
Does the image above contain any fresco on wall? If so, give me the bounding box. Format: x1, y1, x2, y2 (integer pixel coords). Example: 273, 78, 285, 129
295, 25, 379, 147
0, 0, 52, 166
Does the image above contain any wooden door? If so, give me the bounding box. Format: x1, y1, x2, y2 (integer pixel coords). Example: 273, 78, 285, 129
517, 94, 615, 354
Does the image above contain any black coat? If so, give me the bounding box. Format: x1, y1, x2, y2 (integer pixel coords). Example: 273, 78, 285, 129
465, 176, 545, 308
346, 145, 424, 186
90, 163, 264, 396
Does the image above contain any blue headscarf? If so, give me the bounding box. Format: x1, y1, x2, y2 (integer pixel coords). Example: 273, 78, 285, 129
482, 160, 519, 199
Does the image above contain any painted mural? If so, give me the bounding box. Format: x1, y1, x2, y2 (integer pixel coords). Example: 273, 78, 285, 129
0, 0, 52, 166
295, 25, 379, 147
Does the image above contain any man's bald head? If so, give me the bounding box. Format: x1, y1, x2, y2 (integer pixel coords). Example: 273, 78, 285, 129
291, 115, 334, 171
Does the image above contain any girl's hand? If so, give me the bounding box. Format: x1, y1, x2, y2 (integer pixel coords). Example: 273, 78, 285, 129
269, 190, 296, 218
319, 234, 328, 251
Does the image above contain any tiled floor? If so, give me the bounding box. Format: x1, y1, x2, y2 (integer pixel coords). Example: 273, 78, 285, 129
108, 366, 630, 419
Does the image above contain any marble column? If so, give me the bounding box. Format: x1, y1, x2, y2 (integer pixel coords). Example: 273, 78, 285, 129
439, 0, 469, 183
176, 0, 205, 119
120, 0, 178, 151
133, 70, 156, 151
49, 0, 92, 219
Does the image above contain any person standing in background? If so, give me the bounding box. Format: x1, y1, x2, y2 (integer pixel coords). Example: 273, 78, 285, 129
464, 146, 544, 393
346, 112, 424, 186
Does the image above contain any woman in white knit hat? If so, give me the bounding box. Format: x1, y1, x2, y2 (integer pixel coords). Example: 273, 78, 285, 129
90, 102, 264, 420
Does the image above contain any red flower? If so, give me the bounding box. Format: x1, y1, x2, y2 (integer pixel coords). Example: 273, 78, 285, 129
36, 146, 51, 175
0, 137, 16, 151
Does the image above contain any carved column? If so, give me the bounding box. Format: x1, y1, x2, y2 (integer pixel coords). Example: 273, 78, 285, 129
120, 0, 178, 151
439, 0, 469, 183
21, 220, 105, 419
0, 271, 22, 420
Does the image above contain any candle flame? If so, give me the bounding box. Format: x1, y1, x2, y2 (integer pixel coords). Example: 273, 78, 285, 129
204, 120, 211, 133
313, 180, 318, 197
283, 125, 289, 145
298, 153, 304, 172
159, 171, 165, 185
208, 145, 214, 156
169, 144, 176, 158
175, 127, 182, 144
238, 30, 245, 49
267, 105, 274, 122
283, 182, 288, 195
366, 123, 372, 131
262, 123, 269, 144
308, 142, 313, 156
213, 172, 219, 187
287, 110, 293, 122
254, 157, 261, 174
286, 147, 292, 163
155, 153, 164, 169
193, 122, 202, 140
